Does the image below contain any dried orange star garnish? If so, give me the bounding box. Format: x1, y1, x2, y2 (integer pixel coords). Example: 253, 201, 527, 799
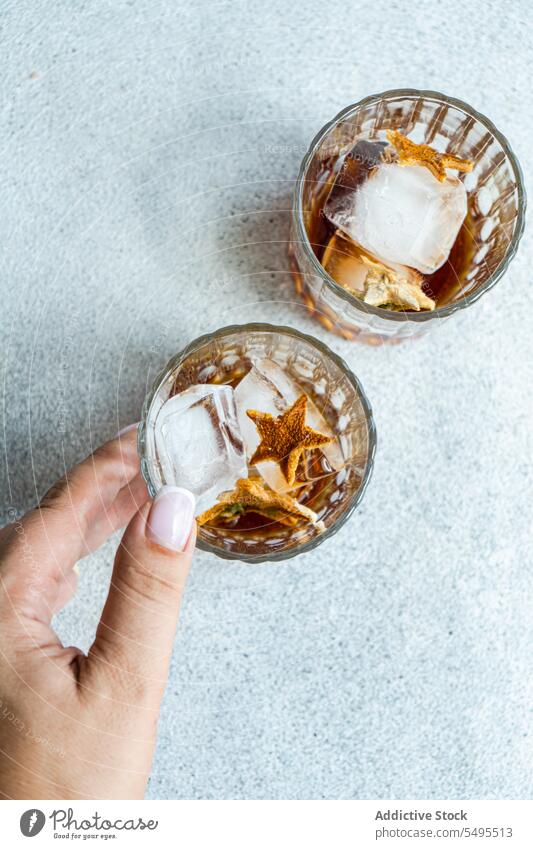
196, 477, 319, 527
246, 394, 333, 486
386, 130, 473, 183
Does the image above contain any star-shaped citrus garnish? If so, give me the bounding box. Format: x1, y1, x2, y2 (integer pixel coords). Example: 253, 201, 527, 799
196, 477, 319, 527
386, 130, 473, 183
246, 394, 333, 486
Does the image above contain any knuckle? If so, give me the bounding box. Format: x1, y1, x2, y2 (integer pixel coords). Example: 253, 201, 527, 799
93, 440, 139, 481
85, 639, 164, 708
118, 559, 182, 609
93, 441, 117, 463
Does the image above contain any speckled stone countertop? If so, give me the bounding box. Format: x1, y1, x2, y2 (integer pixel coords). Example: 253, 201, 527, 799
1, 0, 531, 799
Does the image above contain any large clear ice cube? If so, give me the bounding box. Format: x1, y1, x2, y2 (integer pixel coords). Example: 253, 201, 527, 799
233, 358, 343, 493
325, 142, 467, 275
152, 384, 247, 516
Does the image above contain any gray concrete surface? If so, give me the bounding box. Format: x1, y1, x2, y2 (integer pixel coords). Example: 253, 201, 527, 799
1, 0, 532, 799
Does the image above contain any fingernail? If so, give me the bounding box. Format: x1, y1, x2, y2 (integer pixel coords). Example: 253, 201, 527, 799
116, 422, 139, 438
147, 486, 196, 552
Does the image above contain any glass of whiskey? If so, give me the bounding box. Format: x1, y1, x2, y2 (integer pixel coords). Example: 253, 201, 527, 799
139, 323, 376, 562
289, 88, 525, 344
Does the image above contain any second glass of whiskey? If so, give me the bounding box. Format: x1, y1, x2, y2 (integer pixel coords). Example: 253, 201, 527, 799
139, 323, 376, 562
289, 88, 525, 344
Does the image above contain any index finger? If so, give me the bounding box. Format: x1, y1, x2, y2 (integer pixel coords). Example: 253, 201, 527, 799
0, 428, 146, 596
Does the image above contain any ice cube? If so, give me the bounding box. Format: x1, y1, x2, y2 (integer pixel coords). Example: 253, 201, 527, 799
233, 358, 343, 493
152, 384, 247, 516
325, 139, 388, 208
325, 152, 467, 275
322, 230, 368, 295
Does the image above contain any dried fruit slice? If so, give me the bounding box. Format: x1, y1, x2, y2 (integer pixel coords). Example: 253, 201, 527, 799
196, 477, 320, 528
322, 231, 435, 311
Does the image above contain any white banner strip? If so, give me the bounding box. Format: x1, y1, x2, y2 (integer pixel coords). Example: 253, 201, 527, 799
2, 799, 532, 847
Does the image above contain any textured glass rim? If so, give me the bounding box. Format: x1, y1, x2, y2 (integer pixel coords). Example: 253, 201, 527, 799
138, 322, 377, 563
294, 88, 527, 323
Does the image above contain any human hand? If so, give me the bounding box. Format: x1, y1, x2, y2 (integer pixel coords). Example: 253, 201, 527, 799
0, 428, 196, 799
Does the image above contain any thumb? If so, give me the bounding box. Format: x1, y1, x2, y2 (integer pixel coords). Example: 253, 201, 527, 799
84, 486, 196, 705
